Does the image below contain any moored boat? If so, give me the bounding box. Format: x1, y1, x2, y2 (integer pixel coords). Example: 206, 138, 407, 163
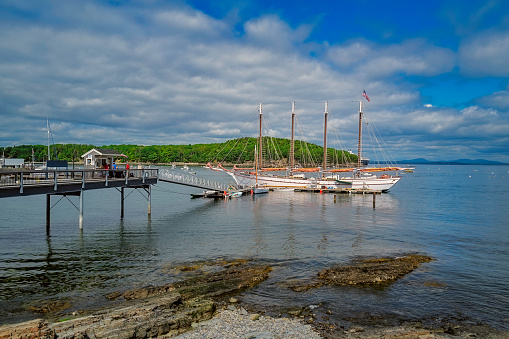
217, 96, 402, 192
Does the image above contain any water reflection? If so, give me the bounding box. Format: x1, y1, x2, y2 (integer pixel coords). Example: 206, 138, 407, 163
3, 165, 508, 330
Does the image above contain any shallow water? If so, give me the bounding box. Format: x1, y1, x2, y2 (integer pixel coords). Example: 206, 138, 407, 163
0, 164, 508, 329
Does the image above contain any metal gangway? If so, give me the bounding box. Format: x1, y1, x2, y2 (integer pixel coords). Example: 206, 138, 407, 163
158, 168, 234, 191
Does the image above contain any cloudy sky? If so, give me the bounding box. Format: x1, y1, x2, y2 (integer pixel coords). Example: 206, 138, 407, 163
1, 0, 508, 162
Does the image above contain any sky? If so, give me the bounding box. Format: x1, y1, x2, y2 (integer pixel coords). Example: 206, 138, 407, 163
1, 0, 508, 162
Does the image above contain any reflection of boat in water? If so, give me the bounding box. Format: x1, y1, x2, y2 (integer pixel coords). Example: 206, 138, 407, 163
215, 100, 401, 192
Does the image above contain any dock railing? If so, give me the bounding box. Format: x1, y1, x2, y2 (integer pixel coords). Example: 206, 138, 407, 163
158, 168, 232, 191
0, 168, 159, 195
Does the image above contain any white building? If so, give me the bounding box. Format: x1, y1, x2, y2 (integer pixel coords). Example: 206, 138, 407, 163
81, 148, 125, 169
0, 158, 25, 168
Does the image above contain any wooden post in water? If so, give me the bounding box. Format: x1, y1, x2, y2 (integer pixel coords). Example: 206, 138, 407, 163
148, 185, 152, 216
373, 191, 376, 209
121, 187, 125, 219
79, 190, 84, 229
334, 194, 337, 203
46, 194, 50, 235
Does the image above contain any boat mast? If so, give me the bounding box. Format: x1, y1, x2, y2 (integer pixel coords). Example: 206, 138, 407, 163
323, 101, 328, 171
47, 118, 50, 162
290, 101, 295, 172
357, 101, 363, 168
258, 103, 263, 170
254, 144, 258, 185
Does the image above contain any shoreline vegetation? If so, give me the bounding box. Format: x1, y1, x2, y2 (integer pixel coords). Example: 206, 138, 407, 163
1, 256, 506, 338
0, 138, 358, 167
2, 142, 507, 167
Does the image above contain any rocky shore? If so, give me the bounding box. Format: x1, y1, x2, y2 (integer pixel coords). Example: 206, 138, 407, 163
1, 257, 507, 338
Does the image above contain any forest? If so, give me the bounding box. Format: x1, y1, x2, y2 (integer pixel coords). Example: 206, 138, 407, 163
0, 137, 358, 167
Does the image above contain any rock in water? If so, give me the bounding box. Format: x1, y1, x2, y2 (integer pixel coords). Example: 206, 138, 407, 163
318, 255, 434, 285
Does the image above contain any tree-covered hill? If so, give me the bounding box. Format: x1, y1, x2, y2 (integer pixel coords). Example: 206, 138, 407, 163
1, 137, 357, 167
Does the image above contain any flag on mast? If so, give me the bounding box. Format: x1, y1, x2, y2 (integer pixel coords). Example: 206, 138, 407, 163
362, 90, 370, 102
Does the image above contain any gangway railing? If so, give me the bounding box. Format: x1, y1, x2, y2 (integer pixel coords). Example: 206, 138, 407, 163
158, 168, 233, 191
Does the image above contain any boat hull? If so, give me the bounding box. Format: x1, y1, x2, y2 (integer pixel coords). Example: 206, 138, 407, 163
228, 171, 400, 192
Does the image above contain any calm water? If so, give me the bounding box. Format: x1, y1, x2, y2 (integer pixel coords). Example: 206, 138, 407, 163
0, 165, 508, 329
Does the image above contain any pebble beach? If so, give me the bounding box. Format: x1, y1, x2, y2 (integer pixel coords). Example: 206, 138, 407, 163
172, 307, 321, 339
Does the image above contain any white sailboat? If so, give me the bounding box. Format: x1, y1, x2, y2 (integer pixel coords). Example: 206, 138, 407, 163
225, 98, 401, 192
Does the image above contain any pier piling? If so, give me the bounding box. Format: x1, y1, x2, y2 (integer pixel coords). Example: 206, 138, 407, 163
121, 187, 125, 218
46, 194, 50, 235
79, 190, 83, 229
148, 185, 152, 216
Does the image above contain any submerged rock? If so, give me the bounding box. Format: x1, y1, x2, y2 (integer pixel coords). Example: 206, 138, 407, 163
283, 254, 435, 292
318, 255, 434, 286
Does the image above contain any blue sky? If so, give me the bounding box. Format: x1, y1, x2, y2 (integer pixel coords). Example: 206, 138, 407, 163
1, 0, 508, 162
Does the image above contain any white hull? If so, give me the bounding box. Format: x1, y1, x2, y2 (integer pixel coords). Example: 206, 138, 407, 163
228, 171, 400, 192
253, 187, 269, 194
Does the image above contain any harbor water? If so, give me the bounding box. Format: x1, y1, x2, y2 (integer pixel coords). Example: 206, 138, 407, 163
0, 164, 508, 330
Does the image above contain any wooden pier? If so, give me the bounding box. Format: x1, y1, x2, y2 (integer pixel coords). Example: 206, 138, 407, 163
0, 168, 158, 233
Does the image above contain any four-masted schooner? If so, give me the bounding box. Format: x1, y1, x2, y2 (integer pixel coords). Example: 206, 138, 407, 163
211, 98, 402, 192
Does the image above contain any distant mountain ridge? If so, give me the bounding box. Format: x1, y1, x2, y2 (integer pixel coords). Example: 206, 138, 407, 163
397, 158, 507, 165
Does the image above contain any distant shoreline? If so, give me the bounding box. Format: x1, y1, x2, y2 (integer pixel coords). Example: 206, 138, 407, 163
397, 161, 509, 165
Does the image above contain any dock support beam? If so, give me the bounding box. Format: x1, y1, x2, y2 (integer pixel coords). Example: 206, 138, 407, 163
121, 187, 125, 219
79, 190, 84, 229
46, 194, 50, 235
148, 185, 152, 216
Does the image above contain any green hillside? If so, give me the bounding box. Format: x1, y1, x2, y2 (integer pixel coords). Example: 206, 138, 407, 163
1, 137, 357, 167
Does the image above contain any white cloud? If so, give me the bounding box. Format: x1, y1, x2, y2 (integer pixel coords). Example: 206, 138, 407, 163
0, 2, 507, 162
327, 39, 455, 77
243, 15, 312, 51
154, 9, 230, 39
479, 90, 509, 109
459, 30, 509, 76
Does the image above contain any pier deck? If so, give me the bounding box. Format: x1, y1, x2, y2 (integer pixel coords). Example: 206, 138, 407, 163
0, 168, 158, 198
0, 168, 159, 232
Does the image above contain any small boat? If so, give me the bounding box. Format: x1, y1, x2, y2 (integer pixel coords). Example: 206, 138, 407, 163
182, 165, 189, 170
252, 186, 269, 194
229, 191, 243, 198
191, 190, 226, 199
